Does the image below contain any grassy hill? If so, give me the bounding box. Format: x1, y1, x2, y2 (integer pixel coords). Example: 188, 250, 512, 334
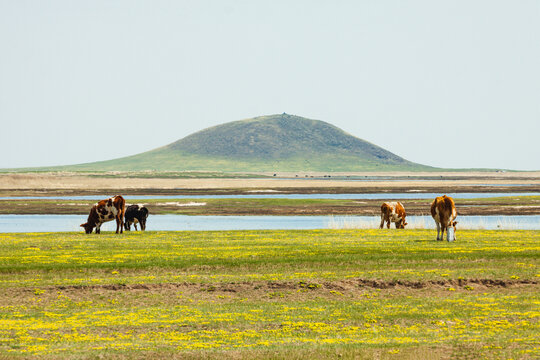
20, 114, 434, 172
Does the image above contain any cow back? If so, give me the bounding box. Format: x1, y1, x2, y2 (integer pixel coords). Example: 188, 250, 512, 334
431, 195, 456, 224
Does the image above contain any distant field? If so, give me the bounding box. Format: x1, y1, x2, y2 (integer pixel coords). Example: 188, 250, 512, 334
0, 230, 538, 359
1, 195, 540, 216
1, 171, 540, 197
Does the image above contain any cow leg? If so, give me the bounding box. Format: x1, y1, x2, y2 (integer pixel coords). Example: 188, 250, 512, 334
440, 225, 446, 242
116, 215, 123, 234
134, 223, 138, 231
96, 224, 101, 234
117, 213, 124, 234
436, 222, 441, 240
379, 214, 385, 229
386, 216, 390, 229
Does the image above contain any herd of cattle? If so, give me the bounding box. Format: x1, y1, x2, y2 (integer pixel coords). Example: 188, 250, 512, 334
380, 195, 458, 241
80, 194, 458, 241
80, 195, 148, 234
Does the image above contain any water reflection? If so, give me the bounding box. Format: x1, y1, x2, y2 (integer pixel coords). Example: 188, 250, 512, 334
1, 214, 539, 233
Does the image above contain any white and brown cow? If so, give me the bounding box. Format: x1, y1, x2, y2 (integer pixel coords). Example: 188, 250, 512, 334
431, 195, 458, 241
380, 202, 408, 229
80, 195, 126, 234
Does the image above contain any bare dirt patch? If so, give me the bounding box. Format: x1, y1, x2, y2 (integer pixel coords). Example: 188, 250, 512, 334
4, 278, 537, 311
19, 278, 539, 296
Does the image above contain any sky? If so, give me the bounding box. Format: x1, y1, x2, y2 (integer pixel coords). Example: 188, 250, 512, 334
1, 0, 539, 170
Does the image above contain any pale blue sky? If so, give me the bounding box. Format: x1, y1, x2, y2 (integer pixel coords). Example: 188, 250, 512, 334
1, 1, 539, 170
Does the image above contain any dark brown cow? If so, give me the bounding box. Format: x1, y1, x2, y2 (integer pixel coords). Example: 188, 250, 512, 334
431, 195, 458, 241
380, 202, 408, 229
80, 195, 126, 234
124, 204, 149, 231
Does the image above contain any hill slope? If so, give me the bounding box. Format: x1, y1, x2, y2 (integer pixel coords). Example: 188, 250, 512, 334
38, 114, 433, 172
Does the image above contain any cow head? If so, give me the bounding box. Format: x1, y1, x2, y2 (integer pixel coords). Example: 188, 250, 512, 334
80, 222, 94, 234
140, 207, 149, 230
396, 219, 408, 229
446, 221, 458, 241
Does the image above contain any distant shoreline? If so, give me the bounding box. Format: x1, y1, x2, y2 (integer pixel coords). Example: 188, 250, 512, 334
1, 171, 539, 194
0, 171, 539, 217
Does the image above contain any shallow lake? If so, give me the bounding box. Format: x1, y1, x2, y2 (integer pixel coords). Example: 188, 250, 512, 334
0, 192, 538, 201
1, 214, 539, 233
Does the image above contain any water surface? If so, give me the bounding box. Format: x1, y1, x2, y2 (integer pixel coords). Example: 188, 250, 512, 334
1, 214, 539, 233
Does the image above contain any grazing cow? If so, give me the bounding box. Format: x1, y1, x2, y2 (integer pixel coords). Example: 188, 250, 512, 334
380, 202, 408, 229
431, 195, 458, 241
80, 195, 126, 234
124, 204, 149, 231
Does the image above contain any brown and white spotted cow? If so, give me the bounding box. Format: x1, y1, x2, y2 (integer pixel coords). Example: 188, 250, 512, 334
380, 202, 408, 229
431, 195, 458, 241
80, 195, 126, 234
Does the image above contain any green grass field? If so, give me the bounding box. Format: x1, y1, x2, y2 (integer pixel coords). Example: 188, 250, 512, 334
0, 229, 538, 359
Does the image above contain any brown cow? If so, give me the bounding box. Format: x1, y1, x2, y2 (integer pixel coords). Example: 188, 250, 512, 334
380, 202, 408, 229
81, 195, 126, 234
431, 195, 458, 241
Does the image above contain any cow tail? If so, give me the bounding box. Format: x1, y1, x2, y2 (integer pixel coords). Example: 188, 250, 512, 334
121, 197, 126, 226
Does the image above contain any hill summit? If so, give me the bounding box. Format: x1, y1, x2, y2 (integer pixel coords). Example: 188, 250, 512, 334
168, 114, 402, 161
57, 114, 431, 172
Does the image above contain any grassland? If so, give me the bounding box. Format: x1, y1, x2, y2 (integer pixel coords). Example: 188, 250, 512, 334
0, 229, 538, 359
